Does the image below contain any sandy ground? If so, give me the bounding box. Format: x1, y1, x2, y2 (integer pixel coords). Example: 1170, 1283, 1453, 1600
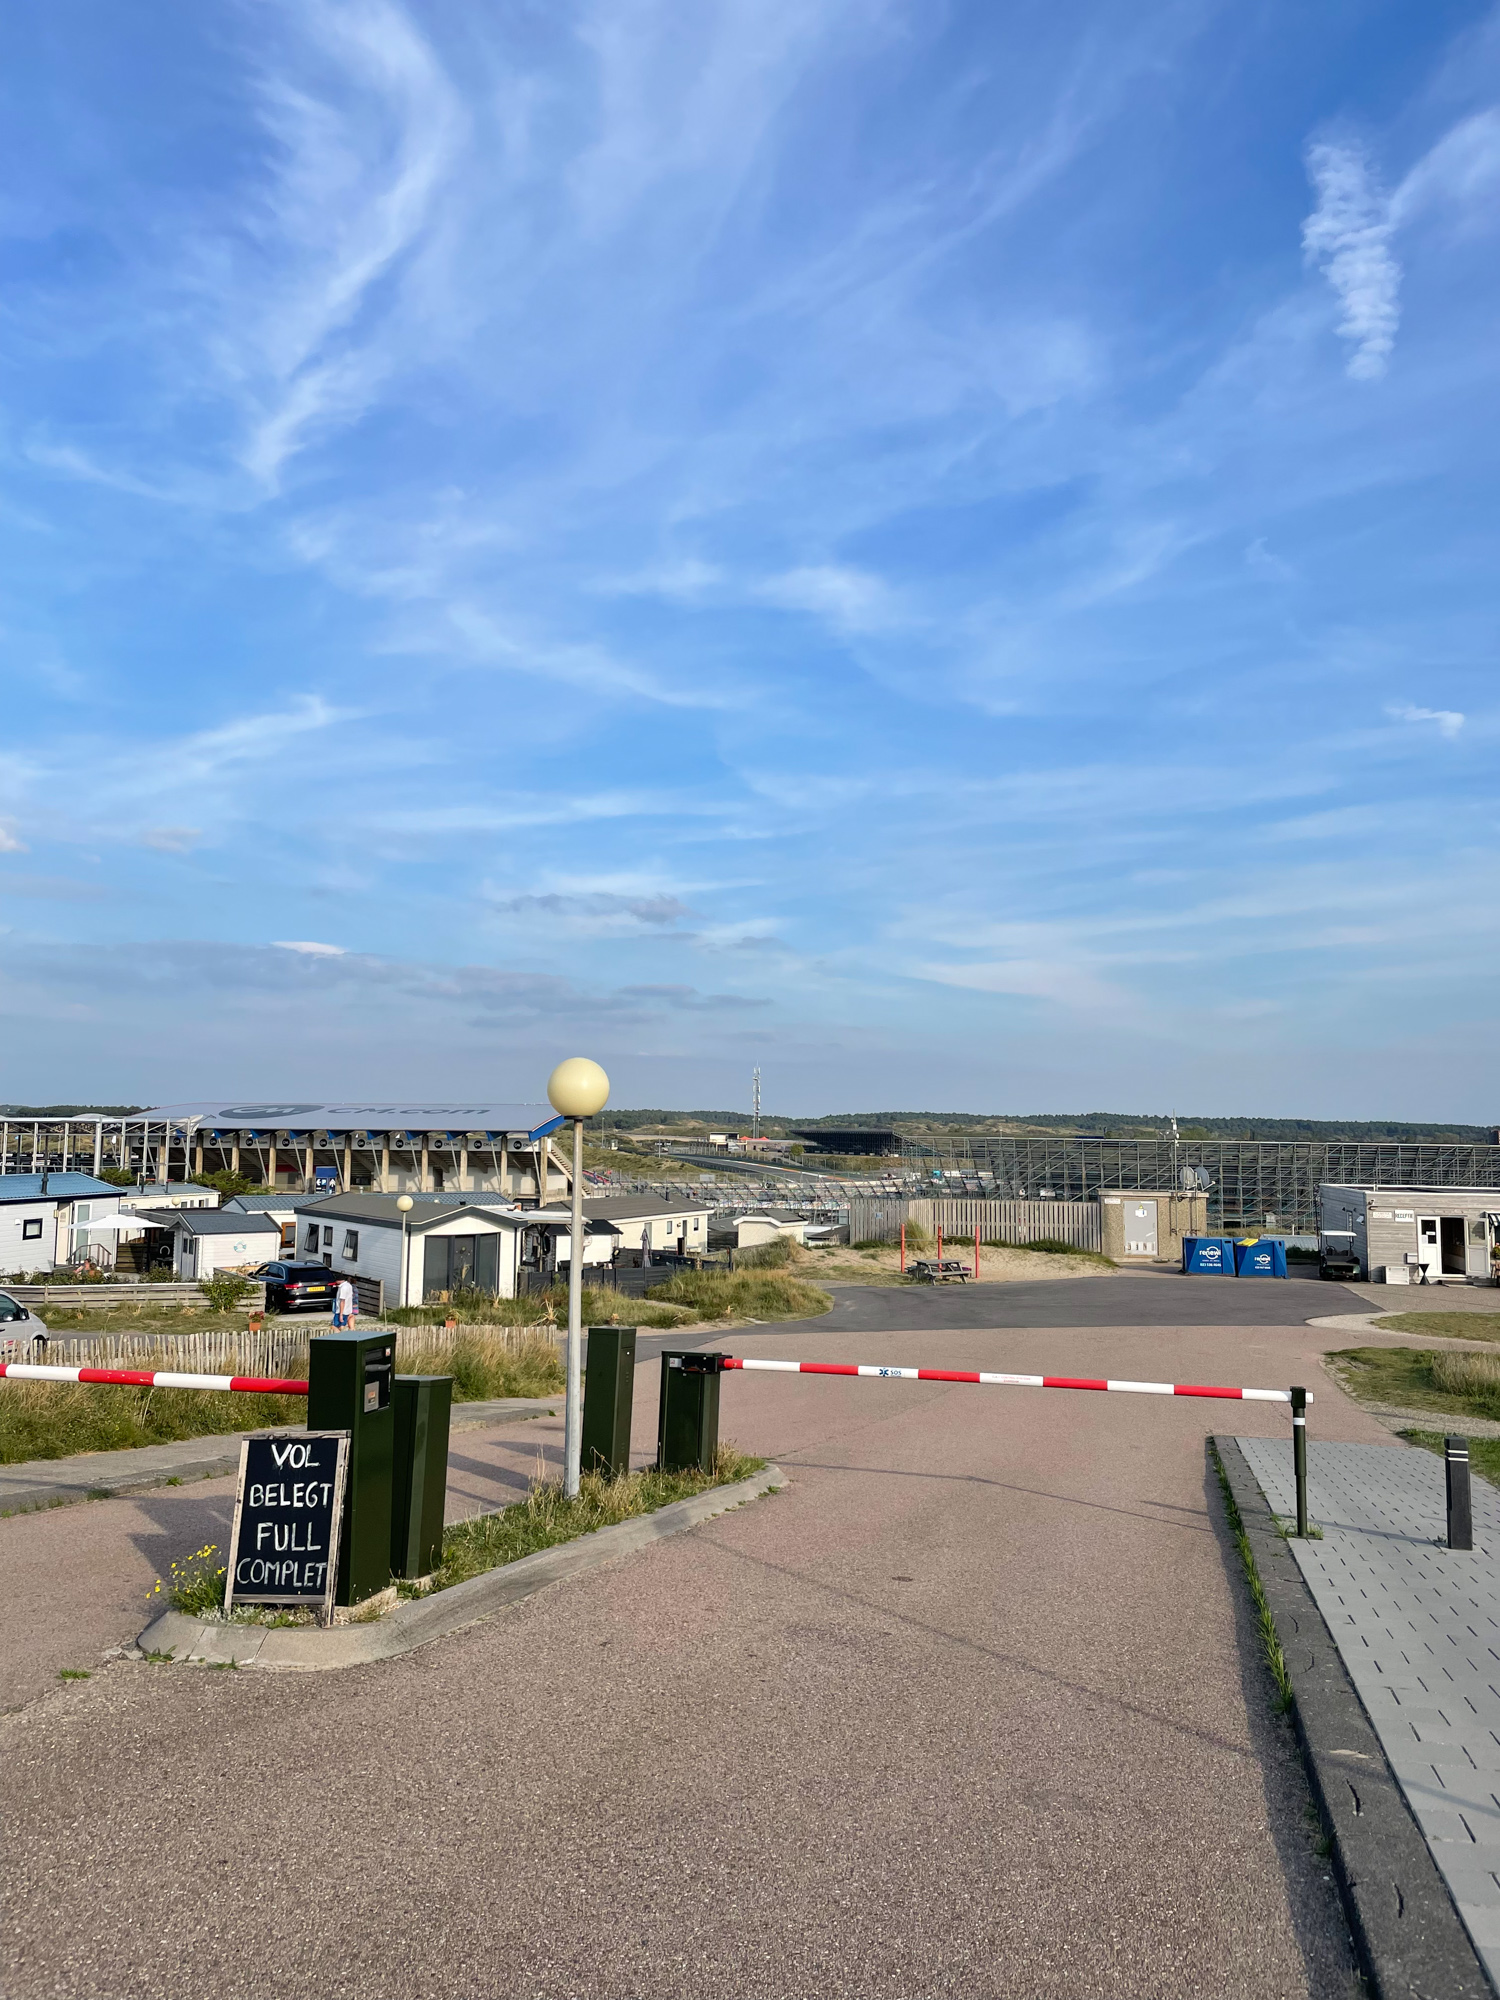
0, 1312, 1382, 1999
805, 1242, 1108, 1286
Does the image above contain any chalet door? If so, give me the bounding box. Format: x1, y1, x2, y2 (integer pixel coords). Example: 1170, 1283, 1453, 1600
1417, 1217, 1440, 1277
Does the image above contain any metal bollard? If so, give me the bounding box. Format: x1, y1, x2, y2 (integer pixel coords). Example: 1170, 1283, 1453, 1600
1446, 1437, 1473, 1551
1291, 1386, 1309, 1538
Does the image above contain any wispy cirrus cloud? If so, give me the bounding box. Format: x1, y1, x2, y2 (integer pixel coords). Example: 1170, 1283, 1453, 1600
1302, 140, 1401, 379
1388, 702, 1464, 739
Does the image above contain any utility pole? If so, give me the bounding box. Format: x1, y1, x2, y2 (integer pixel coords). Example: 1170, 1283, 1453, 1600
752, 1067, 761, 1141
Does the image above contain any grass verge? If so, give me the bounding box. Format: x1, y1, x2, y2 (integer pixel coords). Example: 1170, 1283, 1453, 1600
0, 1328, 566, 1464
1211, 1440, 1294, 1713
419, 1446, 767, 1594
645, 1269, 831, 1321
0, 1382, 309, 1465
1328, 1344, 1500, 1424
1401, 1428, 1500, 1484
1373, 1311, 1500, 1343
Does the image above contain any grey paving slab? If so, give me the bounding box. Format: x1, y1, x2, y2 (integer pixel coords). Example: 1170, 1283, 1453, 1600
1239, 1433, 1500, 1991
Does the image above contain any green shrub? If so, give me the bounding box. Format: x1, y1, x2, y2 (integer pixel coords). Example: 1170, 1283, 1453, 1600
199, 1272, 253, 1312
95, 1167, 137, 1188
850, 1238, 890, 1250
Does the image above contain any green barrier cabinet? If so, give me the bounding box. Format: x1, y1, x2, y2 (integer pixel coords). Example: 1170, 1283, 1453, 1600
307, 1330, 396, 1605
391, 1374, 453, 1580
580, 1326, 637, 1478
657, 1349, 725, 1473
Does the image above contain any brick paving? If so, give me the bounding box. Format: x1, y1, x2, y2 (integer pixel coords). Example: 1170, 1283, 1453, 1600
1238, 1435, 1500, 1987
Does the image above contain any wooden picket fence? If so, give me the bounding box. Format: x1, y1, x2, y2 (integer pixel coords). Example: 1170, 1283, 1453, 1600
846, 1196, 1103, 1252
0, 1320, 561, 1374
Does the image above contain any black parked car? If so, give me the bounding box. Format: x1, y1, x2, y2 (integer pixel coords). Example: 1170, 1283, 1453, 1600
252, 1261, 339, 1314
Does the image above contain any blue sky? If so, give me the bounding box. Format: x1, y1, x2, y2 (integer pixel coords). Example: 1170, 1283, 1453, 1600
2, 0, 1498, 1119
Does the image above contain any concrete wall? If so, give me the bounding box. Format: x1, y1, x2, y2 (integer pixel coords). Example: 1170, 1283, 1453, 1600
1098, 1192, 1207, 1264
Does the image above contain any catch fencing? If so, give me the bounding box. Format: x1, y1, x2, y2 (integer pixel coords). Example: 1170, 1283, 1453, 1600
846, 1197, 1102, 1253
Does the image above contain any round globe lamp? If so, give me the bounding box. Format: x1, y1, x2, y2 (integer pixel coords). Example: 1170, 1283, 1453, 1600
547, 1058, 611, 1496
548, 1058, 611, 1120
396, 1194, 414, 1308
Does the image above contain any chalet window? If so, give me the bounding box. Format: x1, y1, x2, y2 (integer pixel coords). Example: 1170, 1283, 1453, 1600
22, 1218, 43, 1241
305, 1224, 320, 1252
343, 1230, 359, 1260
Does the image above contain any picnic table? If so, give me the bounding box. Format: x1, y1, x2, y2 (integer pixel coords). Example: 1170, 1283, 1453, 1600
910, 1257, 970, 1284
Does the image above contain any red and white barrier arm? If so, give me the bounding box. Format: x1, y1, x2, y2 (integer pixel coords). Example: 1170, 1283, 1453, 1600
0, 1362, 309, 1395
722, 1358, 1303, 1403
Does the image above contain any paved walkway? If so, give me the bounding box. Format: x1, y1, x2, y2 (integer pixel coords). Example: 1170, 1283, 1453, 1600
1238, 1436, 1500, 1988
0, 1394, 558, 1516
2, 1318, 1378, 1997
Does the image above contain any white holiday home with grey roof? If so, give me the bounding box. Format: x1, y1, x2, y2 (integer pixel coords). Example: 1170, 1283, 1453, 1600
292, 1192, 588, 1308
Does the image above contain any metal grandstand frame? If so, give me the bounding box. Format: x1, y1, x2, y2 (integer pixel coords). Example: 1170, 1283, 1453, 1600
899, 1135, 1500, 1234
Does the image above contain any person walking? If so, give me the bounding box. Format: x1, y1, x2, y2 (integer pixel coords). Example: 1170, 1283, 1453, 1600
333, 1273, 357, 1330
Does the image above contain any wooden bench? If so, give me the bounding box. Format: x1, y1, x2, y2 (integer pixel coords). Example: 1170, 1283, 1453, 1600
910, 1258, 970, 1284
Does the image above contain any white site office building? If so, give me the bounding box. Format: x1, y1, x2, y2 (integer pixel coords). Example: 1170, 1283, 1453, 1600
1319, 1184, 1499, 1285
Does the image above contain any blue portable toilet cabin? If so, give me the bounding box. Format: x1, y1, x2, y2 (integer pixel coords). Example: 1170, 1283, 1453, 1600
1182, 1236, 1236, 1275
1234, 1237, 1288, 1278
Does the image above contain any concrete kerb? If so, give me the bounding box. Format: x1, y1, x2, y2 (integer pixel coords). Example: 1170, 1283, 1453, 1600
134, 1463, 788, 1672
0, 1394, 560, 1518
1213, 1436, 1491, 2000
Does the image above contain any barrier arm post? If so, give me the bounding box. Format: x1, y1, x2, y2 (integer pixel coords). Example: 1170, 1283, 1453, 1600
974, 1227, 980, 1281
1291, 1385, 1309, 1537
899, 1223, 906, 1273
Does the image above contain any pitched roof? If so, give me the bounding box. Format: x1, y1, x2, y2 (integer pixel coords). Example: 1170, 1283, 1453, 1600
291, 1191, 539, 1231
582, 1195, 713, 1222
222, 1193, 321, 1212
0, 1173, 125, 1204
738, 1208, 807, 1223
135, 1209, 280, 1236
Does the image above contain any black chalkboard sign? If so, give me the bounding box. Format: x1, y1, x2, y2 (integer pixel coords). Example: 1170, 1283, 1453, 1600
224, 1430, 349, 1623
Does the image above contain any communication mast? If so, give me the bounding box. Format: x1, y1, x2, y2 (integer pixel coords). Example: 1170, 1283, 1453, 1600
752, 1067, 761, 1140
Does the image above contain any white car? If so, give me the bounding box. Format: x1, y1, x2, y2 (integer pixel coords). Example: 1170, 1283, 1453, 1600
0, 1290, 48, 1345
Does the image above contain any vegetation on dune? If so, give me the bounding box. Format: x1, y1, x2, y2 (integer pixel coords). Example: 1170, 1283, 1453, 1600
385, 1285, 694, 1332
1328, 1345, 1500, 1423
645, 1268, 831, 1321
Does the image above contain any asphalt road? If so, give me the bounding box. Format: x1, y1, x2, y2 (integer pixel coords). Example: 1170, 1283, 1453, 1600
1, 1311, 1375, 1999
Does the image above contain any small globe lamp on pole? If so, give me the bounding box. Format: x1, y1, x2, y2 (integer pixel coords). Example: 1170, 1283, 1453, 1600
396, 1194, 414, 1308
547, 1057, 611, 1497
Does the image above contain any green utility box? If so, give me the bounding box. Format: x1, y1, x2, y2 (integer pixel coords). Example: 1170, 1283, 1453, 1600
581, 1327, 637, 1478
307, 1330, 396, 1605
391, 1374, 453, 1580
657, 1350, 725, 1473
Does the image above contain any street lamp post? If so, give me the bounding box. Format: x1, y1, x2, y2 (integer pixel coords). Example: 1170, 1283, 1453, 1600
396, 1194, 414, 1309
547, 1058, 611, 1498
